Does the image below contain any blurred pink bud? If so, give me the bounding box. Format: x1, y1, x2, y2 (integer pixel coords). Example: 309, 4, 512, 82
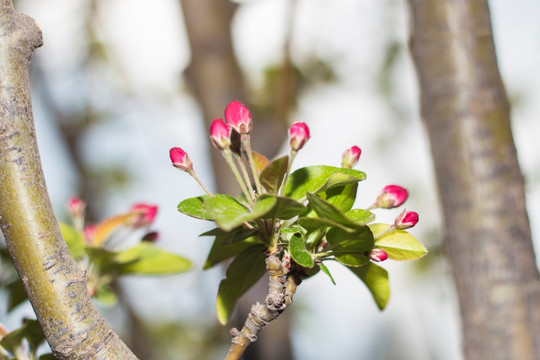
395, 210, 419, 230
68, 196, 86, 218
83, 224, 96, 244
376, 185, 408, 209
368, 249, 388, 262
341, 146, 361, 168
289, 122, 310, 151
210, 118, 231, 150
169, 147, 193, 172
142, 231, 160, 243
224, 100, 252, 134
130, 203, 158, 227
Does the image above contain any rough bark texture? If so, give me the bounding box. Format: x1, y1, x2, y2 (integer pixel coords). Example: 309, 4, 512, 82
407, 0, 540, 359
0, 2, 137, 359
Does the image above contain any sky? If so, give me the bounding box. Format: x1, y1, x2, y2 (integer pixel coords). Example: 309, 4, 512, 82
3, 0, 540, 359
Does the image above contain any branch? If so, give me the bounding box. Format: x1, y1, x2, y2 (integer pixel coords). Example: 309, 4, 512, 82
225, 252, 302, 360
0, 2, 137, 359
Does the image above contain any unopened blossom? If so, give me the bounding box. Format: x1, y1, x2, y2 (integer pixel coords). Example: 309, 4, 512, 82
394, 210, 419, 230
224, 100, 252, 134
368, 248, 388, 262
130, 203, 158, 227
210, 118, 231, 150
83, 224, 97, 245
341, 146, 361, 168
169, 147, 193, 172
68, 196, 86, 219
375, 185, 408, 209
289, 122, 310, 151
142, 231, 160, 243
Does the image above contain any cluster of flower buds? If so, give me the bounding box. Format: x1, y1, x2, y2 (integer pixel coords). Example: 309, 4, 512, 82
169, 100, 314, 203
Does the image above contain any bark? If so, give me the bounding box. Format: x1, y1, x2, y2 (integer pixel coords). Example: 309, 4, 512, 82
0, 2, 137, 359
407, 1, 540, 359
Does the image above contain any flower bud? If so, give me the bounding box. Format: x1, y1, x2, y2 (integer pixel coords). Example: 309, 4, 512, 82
169, 147, 193, 172
341, 146, 361, 168
83, 224, 97, 244
68, 196, 86, 219
394, 210, 419, 230
289, 122, 310, 151
368, 248, 388, 262
142, 231, 160, 242
224, 100, 252, 134
210, 118, 231, 150
130, 203, 158, 228
376, 185, 408, 208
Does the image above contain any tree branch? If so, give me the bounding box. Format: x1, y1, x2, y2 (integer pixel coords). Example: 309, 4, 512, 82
0, 2, 137, 359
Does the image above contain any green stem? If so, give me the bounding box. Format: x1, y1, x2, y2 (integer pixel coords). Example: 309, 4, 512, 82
188, 169, 213, 196
222, 150, 254, 206
279, 150, 297, 196
241, 134, 263, 195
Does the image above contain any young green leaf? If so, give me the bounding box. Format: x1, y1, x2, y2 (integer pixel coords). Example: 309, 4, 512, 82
178, 195, 213, 220
370, 223, 427, 261
94, 284, 118, 305
346, 209, 375, 225
282, 166, 366, 200
205, 194, 276, 231
203, 231, 259, 270
259, 195, 307, 220
320, 262, 336, 285
334, 253, 370, 267
59, 222, 86, 260
115, 243, 192, 275
260, 155, 289, 194
0, 319, 45, 355
321, 184, 358, 213
326, 227, 374, 254
216, 245, 267, 324
306, 193, 359, 229
85, 247, 121, 275
6, 279, 27, 311
289, 233, 315, 268
348, 262, 390, 310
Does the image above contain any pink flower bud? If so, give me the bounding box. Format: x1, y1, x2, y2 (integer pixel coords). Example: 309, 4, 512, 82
169, 147, 193, 172
341, 146, 361, 168
394, 210, 419, 230
224, 100, 252, 134
376, 185, 408, 208
289, 122, 310, 151
68, 196, 86, 218
368, 248, 388, 262
210, 118, 231, 150
83, 224, 97, 245
130, 203, 158, 227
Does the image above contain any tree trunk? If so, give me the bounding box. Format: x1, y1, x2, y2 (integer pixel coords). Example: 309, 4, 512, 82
0, 2, 137, 359
407, 0, 540, 359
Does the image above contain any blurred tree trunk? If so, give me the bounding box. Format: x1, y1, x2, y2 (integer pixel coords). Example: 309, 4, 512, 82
407, 1, 540, 359
179, 1, 293, 359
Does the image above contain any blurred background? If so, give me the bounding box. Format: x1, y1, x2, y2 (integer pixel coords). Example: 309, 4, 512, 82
1, 0, 540, 359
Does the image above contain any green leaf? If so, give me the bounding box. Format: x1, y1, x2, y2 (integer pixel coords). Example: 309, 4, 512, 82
283, 166, 366, 200
346, 209, 375, 225
260, 155, 289, 194
39, 354, 57, 360
178, 195, 213, 220
0, 319, 45, 354
306, 193, 359, 228
6, 279, 27, 311
322, 183, 358, 212
216, 245, 267, 324
94, 283, 118, 305
115, 243, 192, 275
59, 223, 86, 259
370, 223, 428, 261
289, 234, 314, 268
85, 247, 120, 275
205, 195, 277, 231
259, 195, 307, 220
203, 230, 259, 270
326, 227, 374, 264
320, 263, 336, 285
348, 262, 390, 310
